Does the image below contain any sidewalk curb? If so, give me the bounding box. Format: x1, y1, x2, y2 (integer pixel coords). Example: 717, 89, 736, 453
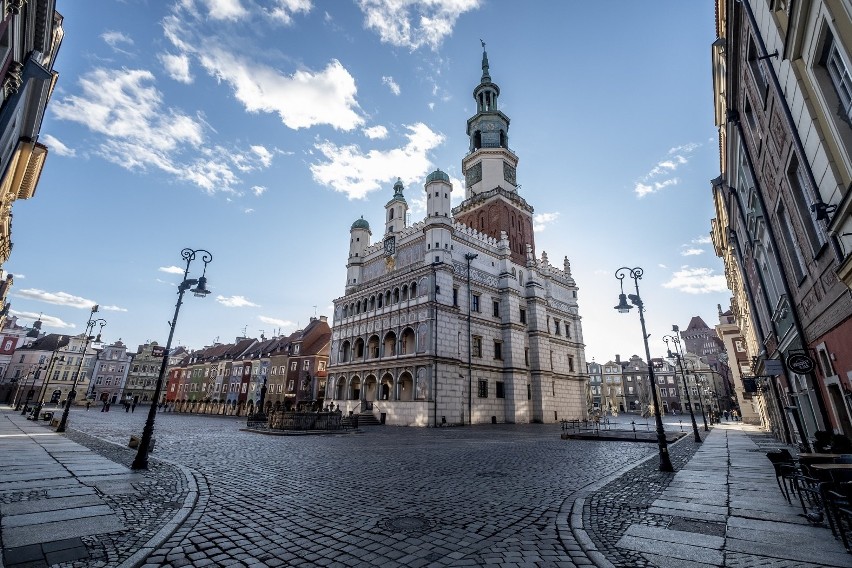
55, 429, 203, 568
560, 432, 691, 568
116, 461, 200, 568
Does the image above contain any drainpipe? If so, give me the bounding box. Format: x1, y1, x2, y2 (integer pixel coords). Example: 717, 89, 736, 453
432, 261, 440, 427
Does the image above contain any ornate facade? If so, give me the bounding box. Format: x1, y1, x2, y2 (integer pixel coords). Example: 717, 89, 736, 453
327, 50, 589, 426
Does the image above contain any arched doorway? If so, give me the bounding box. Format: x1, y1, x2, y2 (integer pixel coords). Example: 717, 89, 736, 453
398, 372, 413, 401
350, 376, 361, 400
364, 375, 378, 401
380, 373, 393, 401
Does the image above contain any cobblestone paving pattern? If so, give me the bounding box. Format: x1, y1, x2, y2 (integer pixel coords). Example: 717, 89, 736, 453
64, 411, 657, 567
54, 428, 191, 568
582, 432, 700, 568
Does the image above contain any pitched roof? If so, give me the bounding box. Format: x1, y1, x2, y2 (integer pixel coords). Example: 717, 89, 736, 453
685, 316, 710, 330
18, 333, 70, 352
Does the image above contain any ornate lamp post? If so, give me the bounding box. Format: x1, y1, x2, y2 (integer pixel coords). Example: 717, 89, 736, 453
663, 330, 702, 443
14, 364, 37, 411
56, 306, 106, 433
31, 353, 63, 421
685, 360, 709, 431
132, 248, 212, 470
614, 267, 673, 472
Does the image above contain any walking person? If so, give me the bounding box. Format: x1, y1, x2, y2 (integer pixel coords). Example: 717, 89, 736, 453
131, 401, 136, 413
86, 401, 91, 411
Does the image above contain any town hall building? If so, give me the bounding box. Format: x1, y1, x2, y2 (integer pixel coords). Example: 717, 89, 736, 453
327, 49, 588, 426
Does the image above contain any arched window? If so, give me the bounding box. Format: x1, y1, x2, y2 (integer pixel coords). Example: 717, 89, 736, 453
388, 209, 394, 220
410, 281, 417, 297
402, 284, 409, 300
393, 288, 400, 303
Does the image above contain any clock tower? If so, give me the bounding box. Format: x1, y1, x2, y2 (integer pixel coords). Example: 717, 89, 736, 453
454, 44, 535, 266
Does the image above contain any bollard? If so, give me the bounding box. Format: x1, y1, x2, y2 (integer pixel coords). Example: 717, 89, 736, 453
631, 420, 636, 440
679, 419, 683, 432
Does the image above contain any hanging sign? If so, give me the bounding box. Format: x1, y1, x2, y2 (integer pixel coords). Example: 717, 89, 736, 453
785, 353, 816, 374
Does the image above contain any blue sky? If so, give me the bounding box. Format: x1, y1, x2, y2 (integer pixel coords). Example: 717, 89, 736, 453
7, 0, 730, 363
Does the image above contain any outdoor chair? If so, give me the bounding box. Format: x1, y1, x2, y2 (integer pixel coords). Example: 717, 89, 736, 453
827, 483, 852, 553
793, 473, 828, 526
767, 450, 797, 503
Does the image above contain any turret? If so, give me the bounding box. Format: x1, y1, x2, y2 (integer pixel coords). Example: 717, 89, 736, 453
384, 178, 407, 235
424, 169, 454, 265
347, 217, 371, 292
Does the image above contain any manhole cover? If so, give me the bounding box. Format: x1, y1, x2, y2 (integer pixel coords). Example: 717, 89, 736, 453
668, 517, 726, 537
377, 516, 438, 534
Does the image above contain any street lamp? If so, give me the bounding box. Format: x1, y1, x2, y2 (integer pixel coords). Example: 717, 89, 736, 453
614, 267, 674, 472
132, 248, 212, 470
684, 359, 709, 431
663, 330, 702, 443
31, 353, 63, 421
465, 252, 478, 426
14, 364, 38, 411
56, 306, 106, 433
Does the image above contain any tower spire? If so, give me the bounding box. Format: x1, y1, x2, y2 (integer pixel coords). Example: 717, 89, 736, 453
480, 39, 490, 83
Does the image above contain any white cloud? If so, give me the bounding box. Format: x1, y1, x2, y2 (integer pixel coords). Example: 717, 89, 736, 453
202, 0, 248, 21
634, 142, 700, 198
382, 75, 401, 95
216, 295, 260, 308
693, 235, 712, 244
358, 0, 481, 51
8, 310, 74, 330
14, 289, 98, 309
251, 185, 266, 196
267, 0, 312, 25
51, 68, 271, 194
634, 178, 679, 198
244, 208, 254, 214
363, 125, 388, 139
40, 134, 75, 157
259, 315, 295, 327
159, 52, 193, 83
159, 266, 185, 275
101, 305, 128, 312
251, 145, 273, 167
662, 266, 728, 294
199, 49, 362, 130
533, 212, 560, 233
310, 122, 444, 199
101, 31, 134, 49
680, 248, 705, 256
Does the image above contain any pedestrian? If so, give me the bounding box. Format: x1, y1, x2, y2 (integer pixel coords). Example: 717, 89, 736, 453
86, 401, 91, 411
723, 410, 729, 421
125, 402, 130, 413
131, 401, 136, 413
732, 409, 739, 421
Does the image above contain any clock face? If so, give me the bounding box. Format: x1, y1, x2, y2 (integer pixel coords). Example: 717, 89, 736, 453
384, 236, 396, 256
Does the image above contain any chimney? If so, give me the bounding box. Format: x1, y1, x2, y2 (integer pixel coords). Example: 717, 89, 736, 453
319, 315, 328, 322
615, 354, 621, 363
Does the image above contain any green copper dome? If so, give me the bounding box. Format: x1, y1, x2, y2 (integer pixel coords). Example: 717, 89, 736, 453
426, 169, 450, 183
351, 216, 370, 230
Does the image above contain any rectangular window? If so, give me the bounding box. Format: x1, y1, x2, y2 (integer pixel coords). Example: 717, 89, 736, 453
290, 361, 298, 371
519, 308, 526, 324
787, 156, 824, 252
628, 386, 634, 395
472, 293, 480, 312
568, 356, 574, 372
747, 35, 768, 98
492, 300, 500, 317
496, 381, 505, 398
472, 336, 482, 358
303, 360, 310, 370
493, 341, 502, 360
670, 388, 678, 397
527, 383, 531, 400
823, 30, 852, 123
318, 361, 326, 371
524, 348, 529, 367
778, 203, 807, 282
288, 380, 295, 391
453, 287, 459, 307
478, 379, 488, 398
554, 320, 561, 335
